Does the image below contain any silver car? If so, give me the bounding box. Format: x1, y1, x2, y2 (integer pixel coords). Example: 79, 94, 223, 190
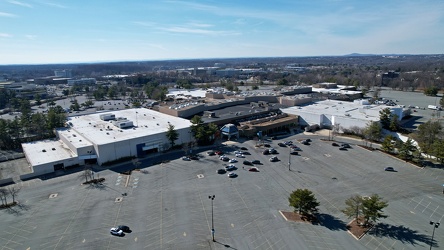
110, 227, 123, 236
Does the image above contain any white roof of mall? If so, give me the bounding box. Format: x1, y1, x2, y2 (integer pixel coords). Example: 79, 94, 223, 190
281, 99, 401, 122
65, 108, 192, 145
22, 139, 77, 166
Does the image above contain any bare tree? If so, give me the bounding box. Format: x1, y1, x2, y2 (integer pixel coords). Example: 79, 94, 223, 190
0, 188, 9, 206
80, 166, 94, 182
7, 186, 20, 204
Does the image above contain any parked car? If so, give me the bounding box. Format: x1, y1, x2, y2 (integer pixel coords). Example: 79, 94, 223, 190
240, 147, 248, 150
332, 142, 339, 147
269, 148, 277, 154
263, 144, 271, 147
217, 169, 226, 174
248, 167, 259, 172
262, 149, 270, 155
341, 143, 351, 148
284, 141, 293, 145
290, 151, 299, 155
251, 160, 261, 164
278, 142, 286, 147
215, 151, 224, 155
301, 140, 310, 145
234, 150, 243, 155
269, 156, 279, 162
182, 156, 191, 161
117, 225, 130, 233
228, 172, 237, 178
110, 227, 123, 236
189, 155, 199, 160
207, 151, 216, 156
235, 153, 245, 158
339, 146, 347, 150
229, 158, 238, 163
243, 160, 253, 166
291, 146, 302, 151
225, 164, 236, 171
384, 167, 395, 171
220, 156, 229, 161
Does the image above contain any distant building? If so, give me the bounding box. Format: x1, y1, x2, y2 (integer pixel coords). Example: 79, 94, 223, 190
215, 68, 240, 77
214, 63, 226, 68
0, 81, 46, 99
67, 78, 96, 86
54, 69, 72, 78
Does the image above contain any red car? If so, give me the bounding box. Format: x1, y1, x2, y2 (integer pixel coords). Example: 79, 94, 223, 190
248, 167, 259, 172
215, 151, 223, 155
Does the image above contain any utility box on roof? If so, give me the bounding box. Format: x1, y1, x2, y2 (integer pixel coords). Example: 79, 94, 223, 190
100, 113, 115, 121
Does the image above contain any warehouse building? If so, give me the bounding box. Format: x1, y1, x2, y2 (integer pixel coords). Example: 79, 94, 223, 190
21, 108, 192, 178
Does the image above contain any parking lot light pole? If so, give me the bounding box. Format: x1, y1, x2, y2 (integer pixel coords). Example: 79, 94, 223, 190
429, 221, 440, 250
288, 146, 291, 171
209, 195, 215, 242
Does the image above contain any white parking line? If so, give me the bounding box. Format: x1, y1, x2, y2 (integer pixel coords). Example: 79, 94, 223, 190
430, 205, 440, 218
413, 198, 424, 209
422, 202, 432, 213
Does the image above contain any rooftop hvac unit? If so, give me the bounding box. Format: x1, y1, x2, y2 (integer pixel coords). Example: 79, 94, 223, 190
100, 113, 116, 121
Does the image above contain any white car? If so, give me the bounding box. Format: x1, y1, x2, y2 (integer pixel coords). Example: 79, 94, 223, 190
225, 164, 236, 171
110, 227, 123, 236
228, 172, 237, 178
182, 156, 191, 161
234, 150, 242, 154
220, 156, 229, 161
229, 158, 238, 163
235, 153, 245, 158
269, 156, 278, 162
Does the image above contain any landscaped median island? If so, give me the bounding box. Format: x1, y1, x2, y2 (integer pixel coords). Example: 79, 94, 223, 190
282, 189, 388, 240
346, 217, 374, 239
279, 210, 318, 224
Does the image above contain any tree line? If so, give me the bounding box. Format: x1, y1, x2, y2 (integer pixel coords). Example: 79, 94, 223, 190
0, 100, 66, 150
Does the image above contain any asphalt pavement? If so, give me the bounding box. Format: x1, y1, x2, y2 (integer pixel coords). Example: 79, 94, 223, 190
1, 133, 443, 249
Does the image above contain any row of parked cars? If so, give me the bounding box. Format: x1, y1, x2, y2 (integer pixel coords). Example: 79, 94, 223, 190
332, 142, 351, 150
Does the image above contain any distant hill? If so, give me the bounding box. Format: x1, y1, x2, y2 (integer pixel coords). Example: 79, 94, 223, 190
345, 53, 377, 57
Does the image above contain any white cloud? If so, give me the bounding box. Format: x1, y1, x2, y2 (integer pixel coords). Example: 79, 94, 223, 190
8, 0, 32, 8
161, 26, 239, 36
0, 33, 12, 38
41, 1, 68, 9
0, 12, 17, 17
186, 22, 213, 28
134, 21, 239, 36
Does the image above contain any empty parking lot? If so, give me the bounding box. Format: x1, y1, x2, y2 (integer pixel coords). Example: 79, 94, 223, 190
1, 135, 443, 249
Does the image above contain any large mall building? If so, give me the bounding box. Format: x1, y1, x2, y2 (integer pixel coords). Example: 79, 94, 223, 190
21, 109, 192, 178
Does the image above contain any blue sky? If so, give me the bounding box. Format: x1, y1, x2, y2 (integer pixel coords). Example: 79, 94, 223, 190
1, 0, 443, 65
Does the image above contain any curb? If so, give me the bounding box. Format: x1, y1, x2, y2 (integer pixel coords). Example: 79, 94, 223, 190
377, 150, 423, 169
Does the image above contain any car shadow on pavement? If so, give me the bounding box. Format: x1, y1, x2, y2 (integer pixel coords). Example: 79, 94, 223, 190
369, 223, 437, 248
316, 213, 347, 231
214, 240, 238, 250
